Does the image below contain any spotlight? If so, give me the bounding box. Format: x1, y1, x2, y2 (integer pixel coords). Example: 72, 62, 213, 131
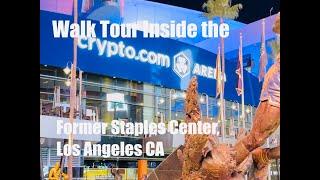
40, 137, 45, 145
246, 108, 250, 113
65, 79, 71, 86
172, 94, 177, 100
63, 66, 71, 75
200, 96, 205, 103
175, 113, 178, 117
231, 104, 236, 110
217, 101, 221, 106
159, 98, 165, 104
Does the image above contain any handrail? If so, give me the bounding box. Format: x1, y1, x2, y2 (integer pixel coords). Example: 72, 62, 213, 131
40, 93, 172, 111
41, 74, 246, 110
40, 91, 184, 112
40, 91, 227, 112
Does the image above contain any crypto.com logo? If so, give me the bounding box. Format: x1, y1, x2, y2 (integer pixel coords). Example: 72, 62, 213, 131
173, 52, 190, 78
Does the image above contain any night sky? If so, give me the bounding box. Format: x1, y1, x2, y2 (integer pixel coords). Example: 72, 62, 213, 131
147, 0, 280, 24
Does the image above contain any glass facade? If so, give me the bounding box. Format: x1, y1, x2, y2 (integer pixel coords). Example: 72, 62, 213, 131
40, 64, 258, 177
40, 65, 257, 137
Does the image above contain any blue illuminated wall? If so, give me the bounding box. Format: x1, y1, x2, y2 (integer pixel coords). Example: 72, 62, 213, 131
40, 10, 261, 106
225, 38, 277, 77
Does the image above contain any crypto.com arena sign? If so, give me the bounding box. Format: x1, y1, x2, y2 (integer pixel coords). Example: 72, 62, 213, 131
77, 37, 226, 82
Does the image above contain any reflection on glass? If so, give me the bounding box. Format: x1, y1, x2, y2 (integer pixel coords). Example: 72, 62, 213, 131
41, 66, 257, 139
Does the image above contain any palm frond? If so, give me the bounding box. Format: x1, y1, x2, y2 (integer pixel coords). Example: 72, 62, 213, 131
223, 4, 243, 19
202, 2, 208, 10
202, 0, 242, 20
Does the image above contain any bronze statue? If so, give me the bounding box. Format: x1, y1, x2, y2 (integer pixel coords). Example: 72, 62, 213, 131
179, 69, 280, 179
181, 76, 209, 179
48, 162, 69, 180
148, 13, 280, 180
179, 77, 249, 180
180, 13, 280, 177
250, 146, 280, 179
234, 14, 280, 180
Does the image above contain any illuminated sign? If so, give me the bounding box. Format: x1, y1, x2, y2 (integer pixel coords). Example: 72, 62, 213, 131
173, 52, 190, 78
78, 37, 170, 68
78, 37, 226, 82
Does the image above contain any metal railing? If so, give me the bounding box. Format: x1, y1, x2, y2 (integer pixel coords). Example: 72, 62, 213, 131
40, 99, 99, 121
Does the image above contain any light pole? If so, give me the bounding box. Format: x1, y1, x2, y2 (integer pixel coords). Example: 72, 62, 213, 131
65, 64, 83, 120
216, 98, 225, 141
231, 102, 237, 138
240, 33, 245, 130
169, 89, 176, 121
64, 64, 83, 180
245, 106, 251, 130
237, 102, 240, 136
200, 93, 209, 119
67, 0, 78, 177
155, 96, 165, 122
78, 70, 83, 119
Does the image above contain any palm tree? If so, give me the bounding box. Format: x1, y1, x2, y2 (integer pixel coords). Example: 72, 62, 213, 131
202, 0, 242, 140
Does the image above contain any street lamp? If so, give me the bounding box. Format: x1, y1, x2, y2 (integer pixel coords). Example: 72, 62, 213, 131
63, 62, 72, 75
230, 102, 235, 138
172, 93, 177, 100
200, 93, 209, 119
231, 103, 236, 110
200, 96, 205, 103
159, 98, 165, 104
169, 89, 176, 121
216, 98, 224, 141
155, 96, 165, 122
182, 91, 186, 99
63, 66, 71, 75
246, 107, 251, 114
65, 78, 71, 86
64, 63, 83, 119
